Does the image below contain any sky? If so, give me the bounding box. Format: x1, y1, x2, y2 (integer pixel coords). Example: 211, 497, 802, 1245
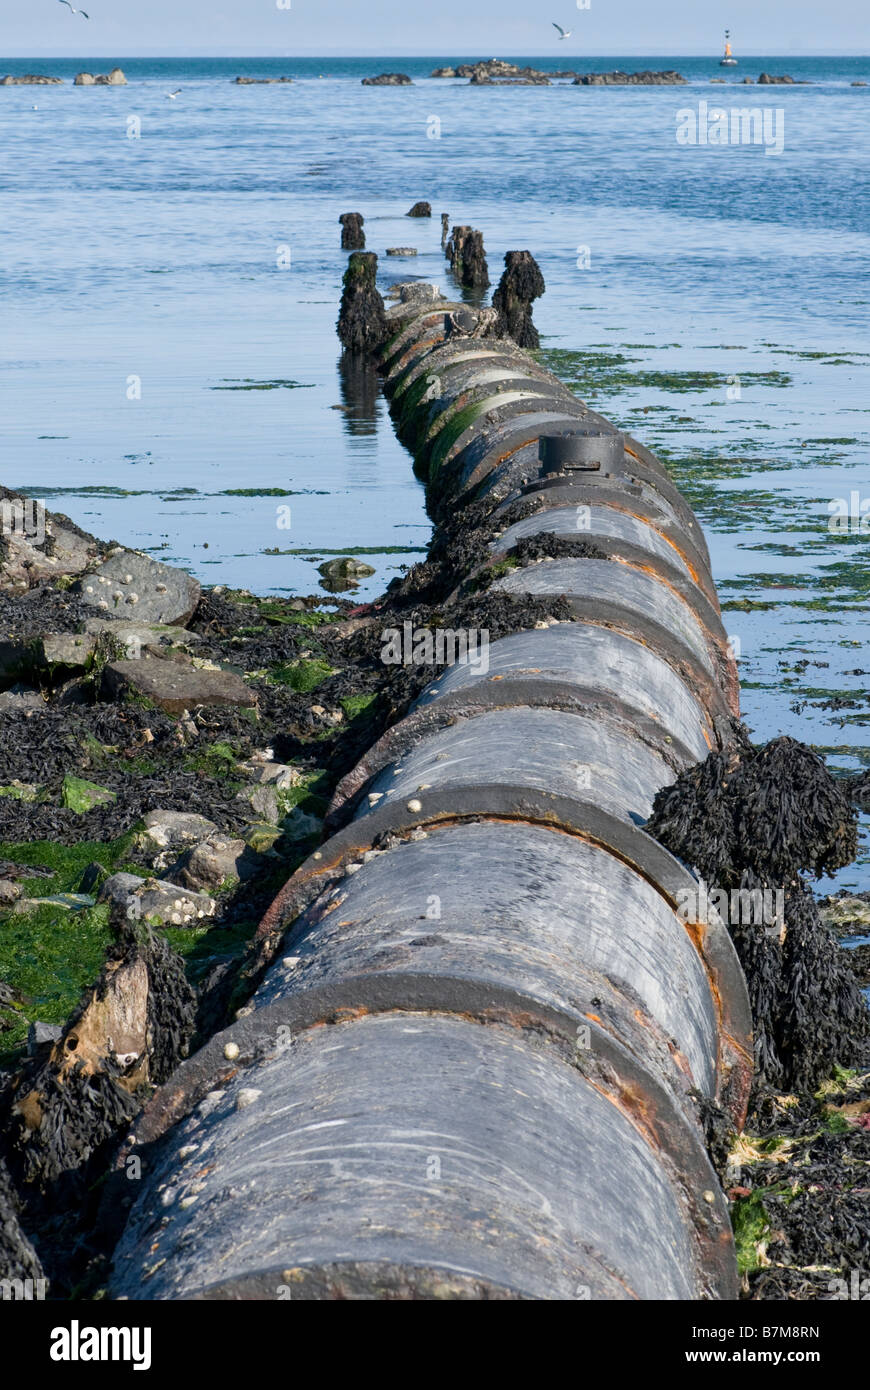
0, 0, 866, 57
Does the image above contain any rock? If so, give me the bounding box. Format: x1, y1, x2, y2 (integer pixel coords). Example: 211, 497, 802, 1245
241, 822, 284, 853
53, 677, 90, 708
758, 73, 795, 84
0, 686, 43, 712
235, 783, 280, 824
36, 632, 97, 669
135, 810, 220, 868
852, 81, 868, 87
742, 77, 756, 83
102, 657, 255, 715
406, 202, 432, 217
361, 73, 412, 86
492, 250, 546, 350
1, 74, 63, 85
83, 618, 202, 659
386, 247, 418, 257
100, 872, 216, 925
0, 494, 98, 591
75, 550, 201, 625
27, 1021, 62, 1054
337, 251, 387, 354
75, 68, 126, 85
471, 73, 550, 85
60, 775, 116, 813
78, 862, 109, 894
282, 807, 322, 841
0, 779, 42, 802
237, 757, 302, 789
0, 880, 21, 906
164, 835, 254, 892
339, 212, 365, 251
318, 557, 376, 586
445, 226, 490, 288
234, 76, 292, 84
573, 69, 686, 84
430, 67, 458, 78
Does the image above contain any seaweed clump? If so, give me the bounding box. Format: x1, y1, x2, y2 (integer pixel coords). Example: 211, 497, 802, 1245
492, 250, 546, 349
647, 732, 868, 1093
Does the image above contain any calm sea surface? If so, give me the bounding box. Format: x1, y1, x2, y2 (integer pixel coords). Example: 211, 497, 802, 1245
1, 53, 869, 879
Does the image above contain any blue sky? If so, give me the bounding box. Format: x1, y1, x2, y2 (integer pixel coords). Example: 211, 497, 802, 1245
1, 0, 866, 57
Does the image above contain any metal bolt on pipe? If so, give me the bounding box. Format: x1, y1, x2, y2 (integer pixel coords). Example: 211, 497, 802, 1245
110, 287, 752, 1302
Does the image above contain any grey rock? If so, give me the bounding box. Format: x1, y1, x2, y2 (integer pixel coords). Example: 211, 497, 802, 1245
0, 686, 43, 712
76, 551, 201, 625
100, 872, 216, 925
102, 657, 255, 715
235, 784, 280, 824
386, 247, 418, 257
37, 632, 97, 668
362, 72, 412, 86
1, 74, 64, 85
165, 835, 254, 892
0, 880, 21, 905
406, 202, 432, 217
27, 1021, 62, 1054
136, 810, 220, 868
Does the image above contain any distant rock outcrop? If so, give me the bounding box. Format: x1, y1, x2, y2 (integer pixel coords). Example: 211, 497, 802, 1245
234, 76, 292, 84
406, 201, 432, 217
573, 69, 686, 85
75, 68, 127, 86
1, 74, 63, 85
757, 73, 796, 84
362, 72, 412, 86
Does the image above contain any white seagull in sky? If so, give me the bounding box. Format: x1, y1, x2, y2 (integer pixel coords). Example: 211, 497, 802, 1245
166, 90, 182, 99
552, 22, 572, 39
58, 0, 90, 17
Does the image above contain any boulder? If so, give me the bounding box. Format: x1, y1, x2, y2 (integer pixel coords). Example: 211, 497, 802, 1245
237, 756, 301, 789
361, 73, 412, 86
1, 74, 63, 85
135, 810, 219, 868
573, 69, 686, 85
164, 835, 255, 893
235, 784, 280, 824
0, 686, 43, 712
76, 68, 126, 86
75, 550, 201, 625
430, 67, 458, 78
758, 73, 795, 84
234, 76, 292, 84
36, 632, 97, 668
102, 657, 255, 715
27, 1021, 62, 1054
406, 202, 432, 217
386, 247, 418, 256
0, 494, 98, 591
83, 618, 202, 658
100, 872, 216, 925
0, 881, 21, 906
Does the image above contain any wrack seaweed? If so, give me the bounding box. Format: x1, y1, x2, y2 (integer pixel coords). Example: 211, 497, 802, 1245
2, 905, 195, 1190
647, 731, 869, 1093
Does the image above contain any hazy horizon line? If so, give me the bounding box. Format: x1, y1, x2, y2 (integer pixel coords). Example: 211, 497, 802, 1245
3, 49, 868, 60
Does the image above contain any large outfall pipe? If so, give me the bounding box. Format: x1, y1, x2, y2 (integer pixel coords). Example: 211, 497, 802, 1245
110, 286, 753, 1301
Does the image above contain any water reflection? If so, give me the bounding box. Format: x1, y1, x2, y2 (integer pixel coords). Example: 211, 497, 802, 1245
337, 351, 382, 437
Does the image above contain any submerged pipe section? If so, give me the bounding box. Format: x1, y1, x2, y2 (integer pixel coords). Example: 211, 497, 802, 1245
110, 286, 752, 1302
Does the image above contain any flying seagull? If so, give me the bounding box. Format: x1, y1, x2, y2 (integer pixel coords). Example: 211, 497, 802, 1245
58, 0, 90, 16
552, 22, 572, 39
166, 89, 182, 99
